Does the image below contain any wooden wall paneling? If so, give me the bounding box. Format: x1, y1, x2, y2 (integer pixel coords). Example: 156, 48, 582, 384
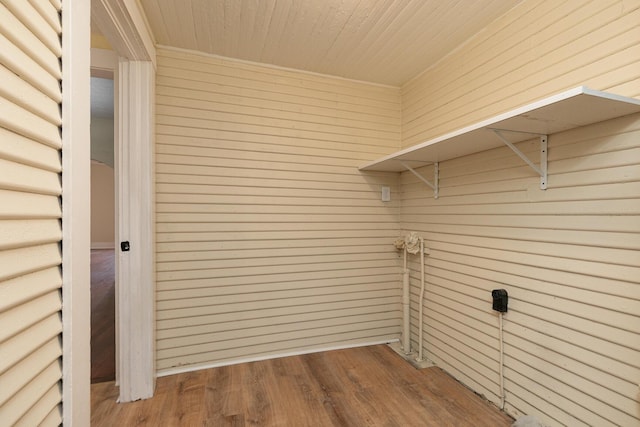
154, 47, 402, 374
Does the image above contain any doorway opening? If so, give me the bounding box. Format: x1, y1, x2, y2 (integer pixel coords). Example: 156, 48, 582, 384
90, 76, 116, 383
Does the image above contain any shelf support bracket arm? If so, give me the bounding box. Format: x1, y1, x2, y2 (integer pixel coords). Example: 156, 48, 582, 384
399, 161, 439, 199
493, 130, 548, 190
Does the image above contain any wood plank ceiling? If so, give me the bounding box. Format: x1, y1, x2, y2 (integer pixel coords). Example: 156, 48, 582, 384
139, 0, 522, 86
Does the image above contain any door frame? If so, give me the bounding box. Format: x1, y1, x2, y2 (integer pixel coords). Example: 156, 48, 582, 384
91, 0, 156, 403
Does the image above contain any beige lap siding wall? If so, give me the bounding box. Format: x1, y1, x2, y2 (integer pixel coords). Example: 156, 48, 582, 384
154, 48, 402, 372
400, 1, 640, 426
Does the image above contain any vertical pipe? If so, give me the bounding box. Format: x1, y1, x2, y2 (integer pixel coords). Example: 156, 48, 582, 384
418, 238, 425, 361
499, 312, 505, 409
402, 247, 411, 354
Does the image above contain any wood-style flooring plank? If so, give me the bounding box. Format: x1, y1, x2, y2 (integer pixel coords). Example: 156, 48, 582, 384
91, 345, 514, 426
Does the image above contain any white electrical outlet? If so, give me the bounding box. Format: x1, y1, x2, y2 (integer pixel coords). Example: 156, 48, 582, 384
381, 186, 391, 202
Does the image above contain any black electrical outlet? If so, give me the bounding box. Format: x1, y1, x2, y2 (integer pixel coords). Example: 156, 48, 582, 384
492, 289, 508, 312
121, 241, 130, 252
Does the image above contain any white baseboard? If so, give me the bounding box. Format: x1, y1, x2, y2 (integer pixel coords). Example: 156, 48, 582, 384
91, 242, 115, 250
157, 338, 399, 378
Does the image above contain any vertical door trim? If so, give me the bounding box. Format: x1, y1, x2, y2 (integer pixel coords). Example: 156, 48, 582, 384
116, 59, 156, 401
62, 0, 92, 424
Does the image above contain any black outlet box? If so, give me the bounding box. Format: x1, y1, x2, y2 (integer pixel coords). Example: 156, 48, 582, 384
491, 289, 508, 312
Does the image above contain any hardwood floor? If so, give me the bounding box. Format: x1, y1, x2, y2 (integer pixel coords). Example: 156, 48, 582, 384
91, 249, 116, 383
91, 345, 513, 426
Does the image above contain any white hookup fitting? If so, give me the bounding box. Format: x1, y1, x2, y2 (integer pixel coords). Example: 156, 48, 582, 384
394, 232, 428, 361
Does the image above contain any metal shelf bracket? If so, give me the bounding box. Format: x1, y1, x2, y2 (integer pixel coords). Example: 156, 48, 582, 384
492, 129, 548, 190
399, 161, 439, 198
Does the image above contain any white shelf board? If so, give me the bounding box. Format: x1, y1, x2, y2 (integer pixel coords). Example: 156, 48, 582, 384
359, 86, 640, 172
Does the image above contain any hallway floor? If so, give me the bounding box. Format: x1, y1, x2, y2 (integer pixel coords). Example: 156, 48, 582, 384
91, 249, 116, 383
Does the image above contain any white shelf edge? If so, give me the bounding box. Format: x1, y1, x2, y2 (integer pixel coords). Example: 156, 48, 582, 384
359, 86, 640, 172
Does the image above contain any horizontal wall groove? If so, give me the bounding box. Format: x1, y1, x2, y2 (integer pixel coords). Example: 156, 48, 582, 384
156, 174, 386, 187
157, 254, 398, 272
155, 151, 369, 170
157, 301, 401, 326
156, 219, 399, 225
506, 321, 639, 387
156, 116, 398, 147
157, 252, 397, 266
422, 307, 498, 353
157, 293, 401, 320
506, 314, 639, 377
156, 124, 396, 150
155, 324, 401, 361
157, 311, 399, 341
156, 241, 399, 249
502, 366, 612, 427
157, 276, 397, 298
156, 63, 401, 108
156, 189, 389, 199
155, 96, 400, 132
401, 197, 640, 215
401, 224, 640, 250
156, 223, 402, 230
157, 292, 401, 315
156, 271, 400, 290
155, 106, 401, 140
401, 216, 640, 233
155, 132, 397, 156
427, 259, 639, 313
507, 302, 640, 351
425, 323, 500, 382
156, 76, 401, 120
156, 48, 401, 93
157, 265, 399, 283
157, 316, 400, 351
156, 44, 401, 377
155, 87, 399, 126
422, 240, 640, 280
156, 203, 399, 212
157, 246, 396, 258
155, 143, 383, 166
505, 338, 639, 416
156, 230, 401, 242
424, 251, 639, 298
